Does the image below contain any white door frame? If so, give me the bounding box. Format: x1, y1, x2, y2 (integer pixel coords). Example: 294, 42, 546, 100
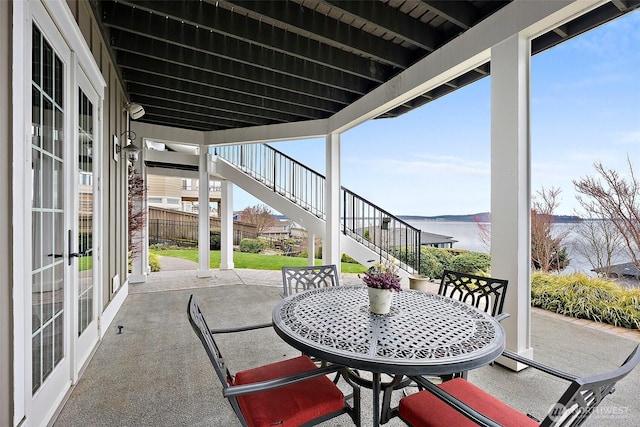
72, 68, 103, 380
12, 1, 105, 425
28, 4, 73, 424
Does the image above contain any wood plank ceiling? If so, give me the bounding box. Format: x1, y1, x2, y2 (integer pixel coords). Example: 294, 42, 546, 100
92, 0, 640, 132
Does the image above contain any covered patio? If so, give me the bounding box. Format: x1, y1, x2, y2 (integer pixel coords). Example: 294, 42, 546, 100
4, 1, 640, 426
53, 262, 640, 426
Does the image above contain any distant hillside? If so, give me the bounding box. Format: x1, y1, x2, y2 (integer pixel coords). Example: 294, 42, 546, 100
399, 212, 582, 223
399, 212, 490, 222
276, 212, 582, 223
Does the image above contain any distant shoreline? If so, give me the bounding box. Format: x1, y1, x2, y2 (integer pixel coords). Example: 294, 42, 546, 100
398, 212, 583, 223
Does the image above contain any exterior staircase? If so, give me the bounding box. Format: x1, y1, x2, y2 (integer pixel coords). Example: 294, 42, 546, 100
212, 144, 422, 276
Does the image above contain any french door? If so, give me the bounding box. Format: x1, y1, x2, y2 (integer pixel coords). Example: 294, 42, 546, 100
30, 20, 72, 423
30, 3, 102, 424
74, 73, 100, 373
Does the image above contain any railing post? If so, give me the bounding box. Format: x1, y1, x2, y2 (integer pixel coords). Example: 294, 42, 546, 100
272, 147, 277, 192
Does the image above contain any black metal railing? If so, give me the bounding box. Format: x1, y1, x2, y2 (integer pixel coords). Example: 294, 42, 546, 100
216, 144, 421, 273
148, 219, 255, 247
216, 144, 325, 218
341, 188, 421, 273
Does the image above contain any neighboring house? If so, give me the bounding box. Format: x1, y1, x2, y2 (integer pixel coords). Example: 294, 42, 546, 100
420, 232, 458, 249
261, 219, 293, 240
593, 262, 640, 280
147, 175, 222, 214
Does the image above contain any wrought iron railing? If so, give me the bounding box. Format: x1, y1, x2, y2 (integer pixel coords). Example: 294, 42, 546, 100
216, 144, 325, 218
216, 144, 421, 273
341, 188, 421, 273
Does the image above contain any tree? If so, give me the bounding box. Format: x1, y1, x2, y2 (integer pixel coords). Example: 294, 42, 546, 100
574, 157, 640, 267
238, 204, 276, 235
128, 164, 147, 256
473, 214, 491, 252
571, 212, 626, 277
531, 187, 570, 272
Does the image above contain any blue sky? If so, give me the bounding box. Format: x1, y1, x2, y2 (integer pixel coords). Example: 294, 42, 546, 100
234, 10, 640, 217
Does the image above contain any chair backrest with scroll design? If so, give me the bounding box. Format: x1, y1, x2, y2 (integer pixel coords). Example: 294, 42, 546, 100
538, 343, 640, 426
398, 344, 640, 427
281, 264, 340, 297
438, 270, 509, 317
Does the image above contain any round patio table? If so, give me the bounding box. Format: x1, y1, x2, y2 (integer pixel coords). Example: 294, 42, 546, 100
272, 285, 505, 426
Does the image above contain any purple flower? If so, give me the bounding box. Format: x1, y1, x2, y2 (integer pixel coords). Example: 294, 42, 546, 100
360, 262, 402, 291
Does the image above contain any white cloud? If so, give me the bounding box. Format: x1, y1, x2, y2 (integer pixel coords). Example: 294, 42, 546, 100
616, 131, 640, 145
346, 154, 489, 178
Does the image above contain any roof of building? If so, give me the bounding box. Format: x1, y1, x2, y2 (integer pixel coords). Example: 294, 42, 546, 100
420, 231, 457, 245
593, 262, 640, 279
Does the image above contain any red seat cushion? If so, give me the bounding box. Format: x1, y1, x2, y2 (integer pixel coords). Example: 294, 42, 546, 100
399, 378, 538, 427
233, 355, 345, 427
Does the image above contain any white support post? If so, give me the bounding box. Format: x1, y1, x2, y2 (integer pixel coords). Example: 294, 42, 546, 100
490, 34, 533, 367
307, 233, 315, 266
197, 150, 212, 278
129, 144, 148, 284
220, 180, 234, 270
325, 133, 341, 271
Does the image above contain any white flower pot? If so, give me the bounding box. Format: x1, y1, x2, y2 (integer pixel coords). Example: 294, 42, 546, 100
368, 287, 393, 314
409, 274, 431, 292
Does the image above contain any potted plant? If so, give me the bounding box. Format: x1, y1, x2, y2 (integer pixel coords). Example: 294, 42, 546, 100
409, 274, 431, 292
361, 261, 402, 314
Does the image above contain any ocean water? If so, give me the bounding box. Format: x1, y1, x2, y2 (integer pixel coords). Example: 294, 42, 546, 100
403, 220, 630, 276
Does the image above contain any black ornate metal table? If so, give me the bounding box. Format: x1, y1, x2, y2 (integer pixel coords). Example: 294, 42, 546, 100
272, 286, 505, 426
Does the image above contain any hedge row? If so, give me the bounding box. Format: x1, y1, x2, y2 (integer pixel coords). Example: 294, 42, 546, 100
392, 246, 492, 279
531, 272, 640, 329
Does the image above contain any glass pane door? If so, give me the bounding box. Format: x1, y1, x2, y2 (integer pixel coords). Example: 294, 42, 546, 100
77, 89, 94, 336
31, 24, 65, 394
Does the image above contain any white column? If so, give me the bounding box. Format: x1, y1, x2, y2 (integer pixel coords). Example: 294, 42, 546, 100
220, 180, 235, 270
325, 133, 341, 271
197, 150, 212, 278
307, 233, 315, 266
491, 33, 533, 367
129, 145, 148, 283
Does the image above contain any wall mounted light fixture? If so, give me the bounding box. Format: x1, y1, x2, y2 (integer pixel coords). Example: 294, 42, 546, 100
124, 102, 145, 120
114, 130, 141, 163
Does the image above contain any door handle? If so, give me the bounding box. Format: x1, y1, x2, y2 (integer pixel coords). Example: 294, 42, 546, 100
47, 253, 64, 258
68, 229, 75, 266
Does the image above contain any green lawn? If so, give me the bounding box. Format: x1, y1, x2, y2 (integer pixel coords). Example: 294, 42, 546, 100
151, 249, 367, 273
78, 255, 93, 272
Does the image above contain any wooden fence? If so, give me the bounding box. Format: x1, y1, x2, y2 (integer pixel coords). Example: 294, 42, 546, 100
148, 207, 257, 246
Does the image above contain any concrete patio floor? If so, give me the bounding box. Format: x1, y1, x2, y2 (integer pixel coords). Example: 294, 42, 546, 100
52, 257, 640, 426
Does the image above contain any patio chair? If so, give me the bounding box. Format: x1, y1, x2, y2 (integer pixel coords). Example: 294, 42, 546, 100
187, 295, 361, 427
434, 269, 509, 381
397, 343, 640, 427
281, 264, 340, 298
438, 270, 509, 320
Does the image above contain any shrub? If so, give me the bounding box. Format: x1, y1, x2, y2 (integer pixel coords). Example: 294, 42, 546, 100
341, 253, 358, 264
210, 231, 221, 250
239, 238, 263, 253
419, 247, 454, 280
149, 252, 161, 272
447, 252, 491, 275
531, 272, 640, 329
391, 246, 486, 280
